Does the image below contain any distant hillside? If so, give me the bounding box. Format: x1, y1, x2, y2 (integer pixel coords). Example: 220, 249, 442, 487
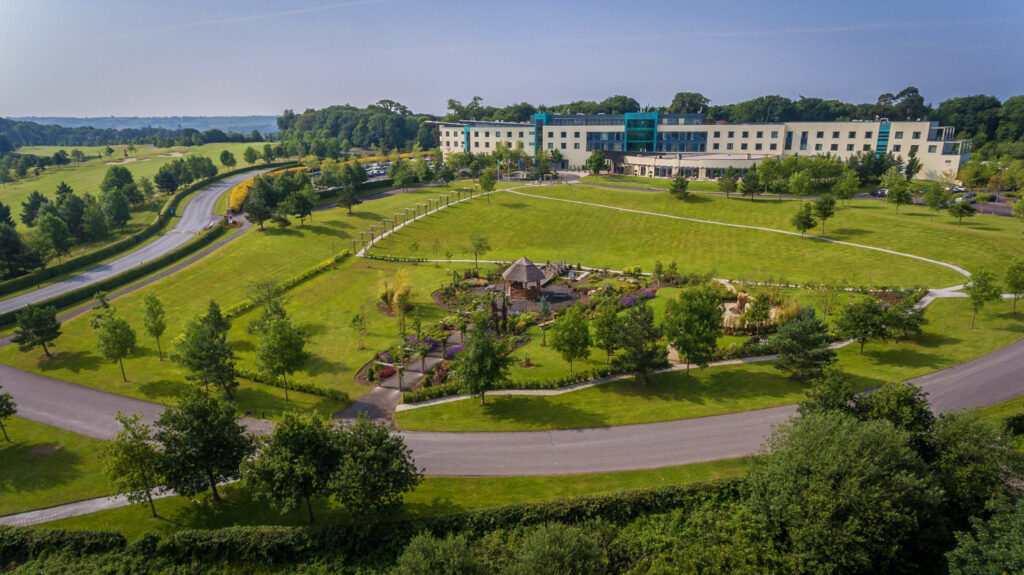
11, 116, 278, 135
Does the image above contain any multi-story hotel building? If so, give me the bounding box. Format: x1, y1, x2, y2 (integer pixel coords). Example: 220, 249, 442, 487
434, 112, 970, 180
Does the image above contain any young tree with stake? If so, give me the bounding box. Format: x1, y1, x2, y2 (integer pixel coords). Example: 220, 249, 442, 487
141, 292, 166, 360
104, 413, 163, 517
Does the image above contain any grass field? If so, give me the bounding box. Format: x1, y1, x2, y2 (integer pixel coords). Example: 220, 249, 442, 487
511, 184, 1020, 278
367, 186, 967, 287
46, 458, 748, 540
394, 298, 1024, 431
581, 174, 719, 192
0, 417, 112, 516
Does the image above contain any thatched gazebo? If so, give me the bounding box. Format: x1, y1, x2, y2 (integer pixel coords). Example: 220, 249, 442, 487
503, 257, 545, 299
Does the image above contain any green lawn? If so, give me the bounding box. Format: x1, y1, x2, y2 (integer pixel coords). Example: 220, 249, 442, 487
517, 184, 1019, 279
47, 458, 748, 540
367, 188, 966, 288
0, 417, 113, 516
581, 174, 719, 192
979, 395, 1024, 450
395, 298, 1024, 431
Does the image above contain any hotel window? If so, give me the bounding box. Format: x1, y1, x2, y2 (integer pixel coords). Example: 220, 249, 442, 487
769, 143, 777, 150
894, 131, 903, 139
561, 131, 567, 138
547, 142, 553, 149
714, 131, 720, 138
862, 144, 871, 151
770, 131, 779, 138
815, 143, 823, 151
756, 131, 763, 138
574, 143, 580, 149
713, 143, 720, 150
741, 143, 748, 150
484, 131, 489, 137
548, 131, 553, 138
574, 131, 580, 138
755, 143, 763, 150
560, 142, 566, 149
832, 131, 840, 138
799, 131, 808, 151
485, 142, 490, 148
444, 141, 449, 147
928, 145, 937, 153
742, 131, 749, 138
830, 143, 838, 151
519, 131, 524, 137
727, 143, 734, 150
474, 142, 479, 148
912, 131, 921, 139
865, 131, 873, 139
846, 144, 854, 151
848, 131, 856, 138
816, 131, 824, 138
910, 144, 919, 153
474, 131, 479, 137
444, 131, 449, 137
728, 131, 735, 138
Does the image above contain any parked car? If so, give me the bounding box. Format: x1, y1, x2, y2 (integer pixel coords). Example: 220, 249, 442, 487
870, 189, 888, 197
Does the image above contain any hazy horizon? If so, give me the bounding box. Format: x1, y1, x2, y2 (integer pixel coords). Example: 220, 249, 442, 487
3, 0, 1023, 117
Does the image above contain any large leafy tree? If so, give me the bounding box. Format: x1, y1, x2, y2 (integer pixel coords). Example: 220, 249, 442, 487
283, 186, 316, 226
172, 312, 237, 398
256, 316, 307, 401
141, 292, 166, 360
882, 166, 913, 214
812, 194, 836, 234
154, 388, 252, 501
663, 284, 722, 374
329, 413, 422, 516
549, 306, 591, 373
93, 312, 136, 382
12, 303, 61, 358
945, 498, 1024, 574
584, 150, 609, 175
746, 412, 945, 574
243, 412, 342, 523
452, 324, 513, 404
668, 91, 710, 114
790, 203, 817, 236
243, 189, 271, 230
0, 386, 16, 442
36, 212, 71, 264
740, 165, 761, 199
834, 297, 888, 354
772, 307, 835, 379
104, 413, 163, 517
614, 300, 666, 384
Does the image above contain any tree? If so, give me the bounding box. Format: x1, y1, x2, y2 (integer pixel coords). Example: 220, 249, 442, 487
790, 203, 817, 236
669, 173, 690, 200
549, 306, 591, 373
137, 176, 155, 201
337, 161, 365, 215
787, 169, 813, 202
141, 293, 166, 360
592, 300, 620, 364
243, 412, 341, 523
1005, 258, 1024, 313
246, 281, 288, 336
740, 165, 761, 199
262, 143, 276, 163
36, 213, 71, 264
243, 190, 271, 230
854, 381, 935, 455
100, 189, 131, 228
330, 413, 422, 515
283, 186, 316, 226
614, 301, 666, 383
584, 150, 609, 175
946, 498, 1024, 575
949, 200, 977, 226
477, 167, 496, 203
469, 234, 489, 269
243, 146, 259, 167
219, 150, 236, 170
0, 386, 15, 442
12, 303, 61, 358
718, 167, 738, 198
1013, 197, 1024, 222
93, 313, 136, 382
171, 313, 237, 398
812, 194, 836, 234
834, 167, 860, 206
746, 412, 943, 575
663, 284, 722, 374
882, 166, 913, 214
20, 190, 48, 227
834, 296, 888, 354
393, 532, 484, 575
451, 324, 513, 404
886, 300, 928, 340
773, 307, 835, 379
153, 168, 177, 194
759, 157, 783, 196
104, 413, 163, 517
100, 165, 135, 195
903, 147, 922, 180
669, 91, 710, 114
797, 367, 856, 417
745, 292, 772, 336
154, 388, 252, 501
965, 270, 1002, 328
922, 182, 950, 221
256, 316, 307, 401
549, 149, 564, 169
506, 523, 607, 575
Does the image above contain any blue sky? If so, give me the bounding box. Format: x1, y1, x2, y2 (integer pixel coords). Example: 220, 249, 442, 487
1, 0, 1022, 117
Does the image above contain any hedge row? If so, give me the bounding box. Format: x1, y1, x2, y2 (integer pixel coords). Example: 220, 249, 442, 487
0, 224, 229, 327
0, 479, 741, 565
224, 251, 351, 318
361, 253, 428, 263
0, 162, 296, 298
234, 367, 349, 402
402, 366, 621, 404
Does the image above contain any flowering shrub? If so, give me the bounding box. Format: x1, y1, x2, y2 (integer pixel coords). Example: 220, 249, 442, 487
229, 166, 305, 212
639, 288, 656, 299
445, 344, 464, 360
619, 295, 638, 308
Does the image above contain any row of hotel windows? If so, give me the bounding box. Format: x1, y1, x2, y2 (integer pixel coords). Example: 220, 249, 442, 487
444, 128, 927, 141
443, 138, 940, 154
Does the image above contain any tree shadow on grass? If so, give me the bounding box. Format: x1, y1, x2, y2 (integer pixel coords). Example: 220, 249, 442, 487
592, 368, 806, 409
303, 355, 346, 378
912, 332, 964, 348
262, 226, 302, 237
478, 396, 609, 429
402, 497, 465, 518
38, 350, 103, 374
351, 211, 383, 222
502, 202, 529, 210
829, 228, 871, 237
302, 223, 350, 238
862, 347, 948, 372
318, 219, 356, 230
0, 442, 85, 496
137, 379, 191, 400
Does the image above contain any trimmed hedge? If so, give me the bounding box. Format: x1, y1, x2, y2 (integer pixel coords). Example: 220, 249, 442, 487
402, 366, 621, 404
0, 162, 296, 298
0, 224, 229, 327
0, 525, 125, 564
224, 252, 351, 318
235, 367, 349, 402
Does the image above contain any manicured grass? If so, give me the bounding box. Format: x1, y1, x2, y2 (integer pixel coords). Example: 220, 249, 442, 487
978, 395, 1024, 450
47, 458, 748, 540
0, 417, 113, 516
581, 174, 719, 192
518, 184, 1020, 279
395, 298, 1024, 431
368, 188, 966, 287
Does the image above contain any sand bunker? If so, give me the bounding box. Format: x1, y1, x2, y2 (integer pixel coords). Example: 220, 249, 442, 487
157, 151, 190, 158
105, 157, 138, 165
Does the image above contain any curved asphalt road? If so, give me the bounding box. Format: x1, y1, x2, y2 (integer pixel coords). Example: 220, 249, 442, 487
0, 170, 266, 315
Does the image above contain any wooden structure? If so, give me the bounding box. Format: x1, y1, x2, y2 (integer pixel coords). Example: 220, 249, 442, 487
503, 257, 545, 299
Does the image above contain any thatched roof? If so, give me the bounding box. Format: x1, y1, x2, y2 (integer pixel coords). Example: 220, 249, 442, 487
503, 257, 545, 284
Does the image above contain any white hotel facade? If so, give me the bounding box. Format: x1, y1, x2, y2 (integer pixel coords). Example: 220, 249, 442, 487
434, 112, 970, 180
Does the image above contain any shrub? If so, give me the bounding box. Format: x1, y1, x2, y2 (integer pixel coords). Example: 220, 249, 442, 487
505, 523, 607, 575
234, 367, 349, 401
0, 526, 125, 563
225, 252, 350, 318
392, 532, 483, 575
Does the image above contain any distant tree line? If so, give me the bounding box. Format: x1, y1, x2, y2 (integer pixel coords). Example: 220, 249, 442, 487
0, 117, 265, 150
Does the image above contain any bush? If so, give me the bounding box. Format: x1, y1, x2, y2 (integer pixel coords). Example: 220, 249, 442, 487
234, 367, 349, 402
402, 366, 620, 404
505, 523, 607, 575
392, 532, 483, 575
0, 526, 125, 563
224, 252, 350, 318
1004, 413, 1024, 436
